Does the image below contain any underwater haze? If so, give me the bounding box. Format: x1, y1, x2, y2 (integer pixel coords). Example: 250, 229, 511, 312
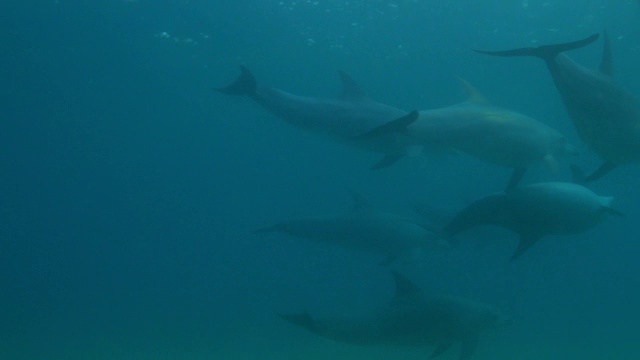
3, 0, 640, 359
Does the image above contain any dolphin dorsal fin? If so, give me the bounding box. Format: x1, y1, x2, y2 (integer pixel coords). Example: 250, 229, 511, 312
391, 271, 421, 298
456, 78, 489, 104
338, 71, 367, 100
599, 31, 613, 77
349, 190, 373, 211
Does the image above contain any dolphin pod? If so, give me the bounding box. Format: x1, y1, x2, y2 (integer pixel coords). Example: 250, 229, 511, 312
280, 271, 508, 360
217, 66, 420, 169
216, 26, 635, 359
358, 80, 575, 190
475, 32, 640, 183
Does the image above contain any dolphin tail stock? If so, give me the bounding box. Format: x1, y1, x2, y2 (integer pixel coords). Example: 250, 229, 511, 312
473, 33, 600, 63
279, 312, 317, 332
216, 65, 257, 96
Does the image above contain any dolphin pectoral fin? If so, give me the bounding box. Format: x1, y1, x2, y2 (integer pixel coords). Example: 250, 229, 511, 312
570, 164, 586, 184
543, 154, 560, 174
371, 154, 403, 170
379, 254, 398, 266
459, 334, 479, 360
599, 31, 613, 77
473, 33, 599, 63
356, 111, 420, 140
511, 234, 540, 260
429, 343, 453, 359
583, 161, 617, 183
279, 312, 317, 332
216, 65, 257, 96
505, 168, 526, 192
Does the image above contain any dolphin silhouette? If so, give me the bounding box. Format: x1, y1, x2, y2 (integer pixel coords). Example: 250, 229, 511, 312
217, 66, 420, 169
444, 182, 621, 260
256, 192, 446, 264
280, 271, 508, 360
475, 33, 640, 183
358, 81, 575, 190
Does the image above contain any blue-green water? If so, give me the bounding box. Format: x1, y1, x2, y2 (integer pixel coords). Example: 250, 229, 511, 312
3, 1, 640, 359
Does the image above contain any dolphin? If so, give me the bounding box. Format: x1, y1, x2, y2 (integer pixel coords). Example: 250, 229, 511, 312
359, 81, 575, 190
444, 182, 621, 260
474, 33, 640, 183
280, 271, 508, 360
256, 192, 446, 264
217, 66, 420, 169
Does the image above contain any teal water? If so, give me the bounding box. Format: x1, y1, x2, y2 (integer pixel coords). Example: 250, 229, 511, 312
3, 1, 640, 359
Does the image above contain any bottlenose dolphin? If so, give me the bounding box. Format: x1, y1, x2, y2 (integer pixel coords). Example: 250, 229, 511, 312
359, 81, 575, 190
444, 182, 620, 260
280, 271, 507, 360
256, 192, 446, 264
217, 66, 419, 169
475, 33, 640, 183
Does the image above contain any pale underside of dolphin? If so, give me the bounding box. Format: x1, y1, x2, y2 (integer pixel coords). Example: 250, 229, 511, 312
358, 81, 574, 190
280, 271, 507, 360
256, 192, 446, 264
444, 182, 620, 260
475, 32, 640, 183
217, 66, 421, 169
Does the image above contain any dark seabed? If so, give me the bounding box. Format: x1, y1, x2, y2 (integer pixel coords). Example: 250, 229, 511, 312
3, 0, 640, 359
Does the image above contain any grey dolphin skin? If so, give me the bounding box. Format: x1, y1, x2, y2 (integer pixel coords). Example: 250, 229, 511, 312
217, 66, 419, 169
444, 182, 621, 260
280, 271, 507, 360
256, 192, 446, 264
359, 81, 575, 190
475, 33, 640, 183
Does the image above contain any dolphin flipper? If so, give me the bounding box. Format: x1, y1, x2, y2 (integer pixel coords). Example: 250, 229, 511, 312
216, 66, 257, 96
505, 168, 526, 192
371, 154, 403, 170
459, 334, 479, 360
279, 312, 317, 332
474, 34, 599, 63
511, 234, 541, 260
356, 111, 420, 140
584, 161, 617, 183
430, 343, 453, 359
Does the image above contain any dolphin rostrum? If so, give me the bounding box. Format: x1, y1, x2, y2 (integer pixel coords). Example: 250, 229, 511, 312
444, 182, 621, 260
256, 192, 446, 264
217, 66, 420, 169
475, 33, 640, 183
358, 81, 575, 190
280, 271, 508, 360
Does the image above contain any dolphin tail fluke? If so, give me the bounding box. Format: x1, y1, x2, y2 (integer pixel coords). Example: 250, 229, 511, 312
474, 34, 599, 63
279, 312, 317, 331
216, 65, 257, 96
355, 111, 420, 140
